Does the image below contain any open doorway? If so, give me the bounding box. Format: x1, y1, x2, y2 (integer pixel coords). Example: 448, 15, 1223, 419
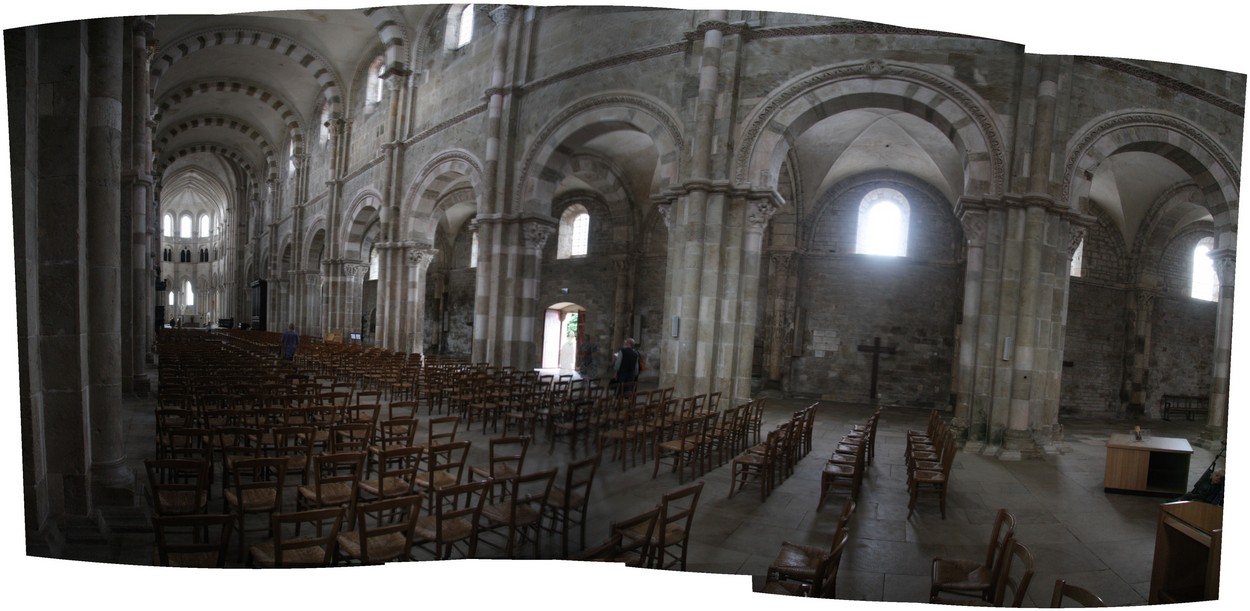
542, 302, 585, 371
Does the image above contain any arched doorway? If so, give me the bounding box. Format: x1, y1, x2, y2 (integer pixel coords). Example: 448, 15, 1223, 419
541, 302, 585, 372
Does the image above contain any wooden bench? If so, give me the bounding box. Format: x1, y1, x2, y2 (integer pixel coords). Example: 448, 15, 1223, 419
1160, 395, 1209, 421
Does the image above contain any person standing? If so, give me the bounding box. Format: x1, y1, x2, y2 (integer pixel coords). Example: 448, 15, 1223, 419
280, 323, 300, 361
613, 338, 641, 390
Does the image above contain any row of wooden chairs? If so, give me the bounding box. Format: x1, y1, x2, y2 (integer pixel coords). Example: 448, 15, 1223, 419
929, 508, 1039, 607
728, 403, 816, 500
906, 409, 958, 518
817, 408, 880, 509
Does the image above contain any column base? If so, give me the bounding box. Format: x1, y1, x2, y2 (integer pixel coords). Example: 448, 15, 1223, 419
996, 428, 1043, 460
90, 458, 135, 492
131, 374, 151, 397
1194, 425, 1227, 451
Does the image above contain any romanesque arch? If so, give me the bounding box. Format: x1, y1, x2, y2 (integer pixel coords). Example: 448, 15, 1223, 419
150, 27, 344, 114
1063, 111, 1240, 247
515, 93, 684, 215
735, 60, 1007, 199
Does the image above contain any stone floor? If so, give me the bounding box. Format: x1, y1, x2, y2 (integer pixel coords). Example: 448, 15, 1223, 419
19, 363, 1233, 609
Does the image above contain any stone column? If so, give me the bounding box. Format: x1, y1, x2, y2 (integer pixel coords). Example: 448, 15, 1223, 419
303, 270, 323, 338
86, 18, 134, 494
954, 200, 987, 449
128, 17, 154, 395
1199, 248, 1235, 447
664, 11, 729, 398
763, 251, 795, 388
610, 254, 633, 353
726, 195, 784, 405
404, 245, 438, 354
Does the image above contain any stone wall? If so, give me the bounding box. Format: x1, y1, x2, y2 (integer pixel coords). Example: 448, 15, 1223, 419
1060, 281, 1129, 417
1147, 295, 1217, 416
786, 175, 962, 405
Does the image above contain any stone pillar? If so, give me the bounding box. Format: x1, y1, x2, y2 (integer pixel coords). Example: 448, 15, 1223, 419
303, 270, 323, 338
1199, 248, 1235, 447
404, 245, 438, 354
1122, 290, 1156, 416
86, 18, 134, 494
126, 17, 155, 395
663, 10, 730, 398
610, 254, 633, 353
763, 251, 795, 388
954, 200, 988, 450
727, 195, 783, 405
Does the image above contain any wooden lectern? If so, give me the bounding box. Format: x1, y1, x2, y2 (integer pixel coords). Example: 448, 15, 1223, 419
1149, 501, 1221, 603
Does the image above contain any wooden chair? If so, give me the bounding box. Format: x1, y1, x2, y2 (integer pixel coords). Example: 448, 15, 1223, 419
414, 440, 472, 497
247, 506, 345, 568
480, 467, 557, 558
223, 456, 288, 561
297, 452, 366, 524
543, 453, 601, 558
932, 538, 1034, 607
1050, 579, 1106, 607
651, 411, 705, 484
575, 507, 660, 567
335, 493, 424, 565
144, 458, 211, 516
908, 434, 957, 518
411, 478, 492, 560
359, 445, 424, 501
729, 428, 780, 500
623, 480, 704, 570
151, 513, 233, 567
269, 425, 316, 488
761, 529, 849, 598
469, 435, 530, 502
769, 499, 855, 577
930, 508, 1016, 603
818, 433, 866, 509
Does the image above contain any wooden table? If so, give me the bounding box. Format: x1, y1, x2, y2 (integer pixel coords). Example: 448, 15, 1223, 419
1103, 433, 1193, 495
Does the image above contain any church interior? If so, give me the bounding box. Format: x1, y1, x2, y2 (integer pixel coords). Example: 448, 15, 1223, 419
6, 2, 1247, 607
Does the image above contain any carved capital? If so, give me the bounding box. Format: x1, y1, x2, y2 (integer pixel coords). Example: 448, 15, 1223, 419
407, 246, 438, 268
746, 198, 781, 232
656, 203, 672, 231
770, 252, 794, 275
960, 208, 988, 246
522, 222, 555, 251
488, 4, 515, 26
1067, 225, 1087, 259
1210, 248, 1236, 287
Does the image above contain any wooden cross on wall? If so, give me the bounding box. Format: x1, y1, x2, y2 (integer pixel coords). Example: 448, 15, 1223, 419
857, 337, 896, 401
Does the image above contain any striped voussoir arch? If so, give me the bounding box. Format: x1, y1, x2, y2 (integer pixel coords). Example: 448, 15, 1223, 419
149, 28, 343, 115
1063, 112, 1240, 233
153, 116, 278, 180
154, 142, 261, 186
152, 78, 305, 146
362, 6, 411, 76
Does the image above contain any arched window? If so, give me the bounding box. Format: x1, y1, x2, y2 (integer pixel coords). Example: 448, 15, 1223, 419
179, 215, 192, 239
470, 232, 479, 268
366, 56, 385, 105
1191, 237, 1218, 302
446, 4, 476, 50
199, 214, 210, 238
162, 214, 172, 237
168, 291, 175, 306
368, 247, 379, 281
557, 204, 591, 259
854, 188, 910, 257
184, 280, 195, 306
318, 102, 331, 145
1070, 239, 1084, 277
287, 139, 296, 173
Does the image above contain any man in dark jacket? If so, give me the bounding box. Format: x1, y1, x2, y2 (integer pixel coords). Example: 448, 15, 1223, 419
613, 338, 641, 390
